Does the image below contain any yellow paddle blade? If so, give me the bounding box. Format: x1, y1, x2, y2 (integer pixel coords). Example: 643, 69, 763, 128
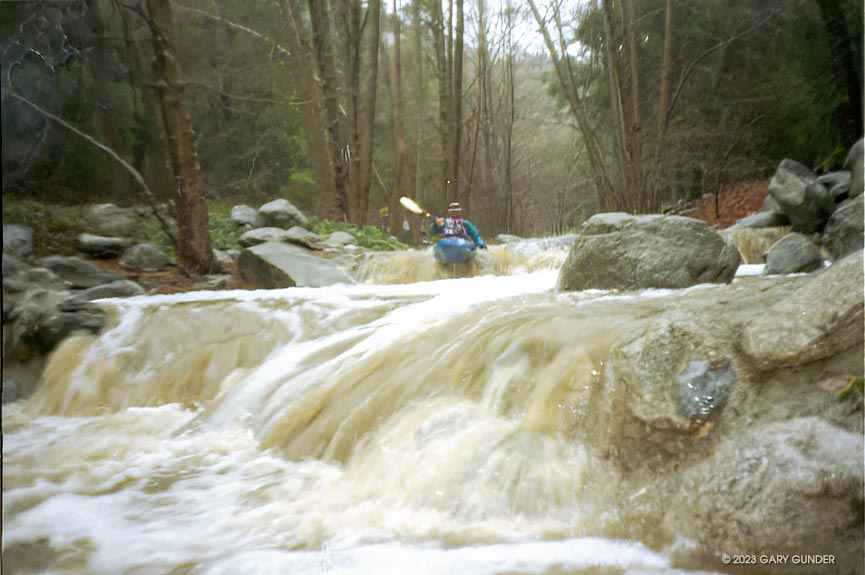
399, 196, 425, 214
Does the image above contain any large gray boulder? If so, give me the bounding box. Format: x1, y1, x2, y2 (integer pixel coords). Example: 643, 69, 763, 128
557, 213, 741, 291
286, 226, 326, 249
230, 204, 258, 226
842, 138, 863, 199
663, 417, 863, 574
741, 250, 863, 371
77, 233, 133, 258
239, 227, 291, 247
3, 224, 34, 259
823, 194, 864, 260
238, 242, 355, 288
86, 203, 138, 237
254, 199, 309, 230
7, 290, 105, 357
38, 255, 121, 289
768, 160, 835, 232
119, 243, 168, 272
818, 170, 852, 202
763, 232, 822, 275
2, 254, 30, 277
728, 210, 789, 229
323, 231, 357, 248
70, 280, 146, 301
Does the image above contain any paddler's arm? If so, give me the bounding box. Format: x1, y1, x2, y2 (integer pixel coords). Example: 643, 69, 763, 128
463, 220, 487, 249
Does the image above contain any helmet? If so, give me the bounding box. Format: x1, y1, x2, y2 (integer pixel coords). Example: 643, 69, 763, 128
447, 202, 462, 212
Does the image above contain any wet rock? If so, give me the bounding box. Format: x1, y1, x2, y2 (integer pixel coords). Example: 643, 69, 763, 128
230, 204, 258, 226
287, 226, 326, 249
3, 268, 67, 299
324, 231, 357, 248
768, 159, 834, 233
212, 249, 235, 271
672, 359, 734, 421
763, 232, 822, 275
3, 224, 33, 259
254, 199, 308, 230
823, 194, 864, 261
239, 227, 290, 247
728, 210, 790, 229
37, 300, 106, 352
238, 241, 356, 288
38, 255, 121, 289
557, 213, 740, 291
741, 251, 864, 370
2, 254, 30, 277
663, 417, 863, 573
86, 203, 138, 237
77, 233, 133, 258
119, 243, 169, 272
842, 138, 863, 199
70, 280, 146, 301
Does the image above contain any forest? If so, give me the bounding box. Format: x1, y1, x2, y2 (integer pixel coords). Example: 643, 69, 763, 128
2, 0, 862, 272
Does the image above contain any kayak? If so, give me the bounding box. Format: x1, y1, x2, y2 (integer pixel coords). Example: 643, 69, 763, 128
434, 237, 477, 264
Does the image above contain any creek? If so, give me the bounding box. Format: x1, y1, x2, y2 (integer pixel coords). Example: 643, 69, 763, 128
0, 237, 829, 575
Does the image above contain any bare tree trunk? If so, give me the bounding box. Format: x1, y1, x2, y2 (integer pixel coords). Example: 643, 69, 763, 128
411, 0, 424, 207
87, 0, 132, 206
309, 0, 350, 220
280, 0, 339, 219
143, 0, 215, 273
650, 0, 674, 209
504, 0, 515, 233
447, 0, 463, 204
389, 0, 407, 233
355, 0, 381, 224
431, 1, 449, 207
622, 0, 642, 211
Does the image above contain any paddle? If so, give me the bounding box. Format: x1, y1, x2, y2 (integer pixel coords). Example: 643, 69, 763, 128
399, 196, 429, 217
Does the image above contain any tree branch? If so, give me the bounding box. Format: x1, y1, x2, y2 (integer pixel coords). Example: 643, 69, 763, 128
171, 2, 291, 58
5, 91, 178, 249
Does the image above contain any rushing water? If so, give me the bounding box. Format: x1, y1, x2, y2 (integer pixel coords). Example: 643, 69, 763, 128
3, 240, 734, 575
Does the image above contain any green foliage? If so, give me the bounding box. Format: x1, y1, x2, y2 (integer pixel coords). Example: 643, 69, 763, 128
2, 199, 90, 256
839, 377, 865, 403
208, 210, 244, 252
310, 218, 407, 251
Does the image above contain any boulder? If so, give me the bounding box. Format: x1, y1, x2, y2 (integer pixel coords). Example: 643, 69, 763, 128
230, 204, 258, 226
663, 417, 863, 573
3, 224, 33, 258
238, 242, 356, 288
2, 254, 30, 277
768, 159, 834, 233
823, 194, 864, 261
70, 280, 146, 301
557, 213, 741, 291
86, 203, 138, 237
239, 227, 291, 247
818, 170, 851, 202
763, 232, 822, 275
212, 249, 235, 271
728, 210, 789, 229
37, 300, 106, 353
3, 268, 66, 294
254, 199, 308, 230
119, 243, 169, 272
324, 231, 357, 248
740, 251, 863, 371
287, 226, 326, 249
38, 255, 121, 289
77, 233, 133, 258
842, 138, 863, 199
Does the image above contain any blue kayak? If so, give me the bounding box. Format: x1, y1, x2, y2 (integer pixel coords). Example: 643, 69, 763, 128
434, 237, 477, 264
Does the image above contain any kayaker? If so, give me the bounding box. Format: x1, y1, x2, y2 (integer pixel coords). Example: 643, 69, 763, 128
429, 202, 488, 249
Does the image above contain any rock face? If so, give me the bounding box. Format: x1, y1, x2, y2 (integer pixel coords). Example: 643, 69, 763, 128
86, 203, 138, 237
77, 233, 133, 258
763, 232, 822, 274
823, 194, 864, 260
557, 213, 741, 291
38, 256, 121, 289
741, 251, 863, 371
768, 159, 835, 233
843, 137, 863, 199
119, 243, 169, 272
3, 225, 34, 258
230, 204, 258, 226
664, 417, 863, 574
254, 199, 309, 230
238, 242, 356, 288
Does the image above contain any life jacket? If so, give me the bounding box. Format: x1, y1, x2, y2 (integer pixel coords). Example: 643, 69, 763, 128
442, 217, 466, 238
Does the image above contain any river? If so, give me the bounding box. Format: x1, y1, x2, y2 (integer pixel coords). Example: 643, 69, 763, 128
4, 239, 760, 575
